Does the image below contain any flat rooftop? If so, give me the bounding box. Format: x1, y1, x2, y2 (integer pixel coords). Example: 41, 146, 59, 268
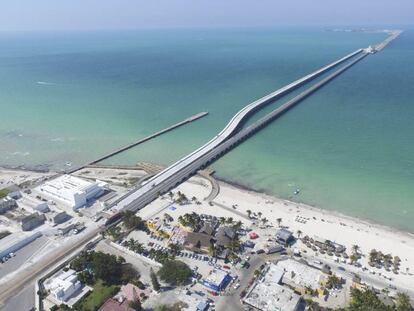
244, 264, 300, 311
0, 231, 41, 250
278, 259, 325, 290
40, 175, 95, 193
204, 269, 229, 286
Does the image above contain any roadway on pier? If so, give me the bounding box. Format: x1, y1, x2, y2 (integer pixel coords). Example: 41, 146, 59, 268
112, 48, 364, 212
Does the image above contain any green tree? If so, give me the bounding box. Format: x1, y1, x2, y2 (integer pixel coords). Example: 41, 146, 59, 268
396, 292, 412, 311
232, 221, 243, 231
158, 260, 192, 286
107, 226, 122, 240
276, 218, 282, 227
120, 263, 140, 284
129, 299, 142, 311
350, 254, 359, 264
347, 288, 393, 311
168, 191, 173, 200
304, 299, 321, 311
72, 251, 137, 285
70, 251, 91, 272
91, 251, 123, 284
228, 239, 241, 252
326, 274, 342, 289
208, 244, 216, 257
78, 271, 94, 285
168, 243, 181, 255
123, 211, 146, 231
151, 268, 161, 291
352, 244, 360, 254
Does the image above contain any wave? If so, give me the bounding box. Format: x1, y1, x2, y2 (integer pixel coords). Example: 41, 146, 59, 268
51, 137, 65, 142
11, 151, 30, 157
36, 81, 56, 85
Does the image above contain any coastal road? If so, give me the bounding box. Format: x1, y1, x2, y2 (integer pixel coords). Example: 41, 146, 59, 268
300, 252, 414, 300
1, 282, 35, 311
0, 227, 100, 308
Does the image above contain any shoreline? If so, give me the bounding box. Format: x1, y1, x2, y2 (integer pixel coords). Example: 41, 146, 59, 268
2, 164, 413, 238
213, 173, 414, 237
216, 174, 414, 238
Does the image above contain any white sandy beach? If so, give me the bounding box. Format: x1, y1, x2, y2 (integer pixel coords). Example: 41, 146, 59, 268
138, 174, 414, 295
2, 166, 414, 294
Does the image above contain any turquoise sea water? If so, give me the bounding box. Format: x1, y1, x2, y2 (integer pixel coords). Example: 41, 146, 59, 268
0, 28, 413, 231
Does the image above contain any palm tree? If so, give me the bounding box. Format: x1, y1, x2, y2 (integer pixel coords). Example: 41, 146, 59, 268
228, 239, 241, 252
246, 210, 252, 218
168, 243, 181, 255
208, 244, 216, 257
350, 254, 358, 264
233, 221, 243, 231
296, 230, 302, 239
276, 218, 282, 227
326, 274, 341, 289
168, 191, 173, 200
369, 249, 378, 264
257, 212, 262, 219
262, 218, 268, 225
304, 286, 314, 295
127, 238, 136, 249
352, 244, 359, 254
305, 298, 320, 311
191, 196, 197, 202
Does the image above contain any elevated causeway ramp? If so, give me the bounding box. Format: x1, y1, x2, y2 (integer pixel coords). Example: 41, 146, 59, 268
112, 49, 366, 212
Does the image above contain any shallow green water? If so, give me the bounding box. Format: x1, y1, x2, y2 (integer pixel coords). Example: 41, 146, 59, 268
0, 28, 413, 231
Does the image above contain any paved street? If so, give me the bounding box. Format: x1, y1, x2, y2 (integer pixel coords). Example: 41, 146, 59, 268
0, 226, 100, 307
216, 255, 264, 311
0, 236, 49, 279
1, 282, 35, 311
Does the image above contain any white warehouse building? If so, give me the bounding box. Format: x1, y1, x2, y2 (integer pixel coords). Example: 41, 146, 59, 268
45, 269, 82, 303
36, 175, 107, 209
0, 231, 42, 259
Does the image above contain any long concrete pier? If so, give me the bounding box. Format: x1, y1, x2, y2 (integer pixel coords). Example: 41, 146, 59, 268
374, 30, 402, 52
120, 51, 369, 212
111, 48, 366, 212
66, 111, 208, 174
200, 52, 369, 167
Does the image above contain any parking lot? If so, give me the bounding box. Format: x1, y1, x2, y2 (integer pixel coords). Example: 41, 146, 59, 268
0, 235, 49, 279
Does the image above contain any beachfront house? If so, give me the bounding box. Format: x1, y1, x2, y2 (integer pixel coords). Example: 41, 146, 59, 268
276, 228, 293, 245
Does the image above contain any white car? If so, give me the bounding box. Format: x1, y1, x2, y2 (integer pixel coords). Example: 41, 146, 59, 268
233, 283, 240, 289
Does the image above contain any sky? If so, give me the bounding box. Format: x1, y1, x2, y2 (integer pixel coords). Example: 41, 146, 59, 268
0, 0, 413, 32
